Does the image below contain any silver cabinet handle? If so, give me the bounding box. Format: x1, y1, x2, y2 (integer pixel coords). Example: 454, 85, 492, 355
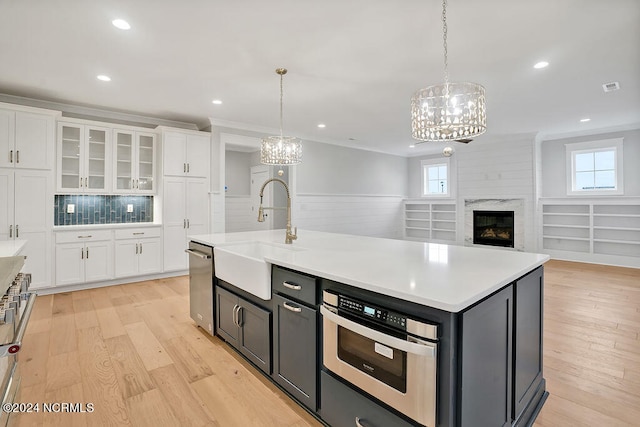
183, 219, 186, 229
183, 163, 186, 173
283, 302, 302, 313
15, 225, 18, 238
133, 232, 144, 235
232, 304, 239, 327
80, 177, 83, 187
85, 177, 88, 187
86, 247, 89, 258
282, 281, 301, 291
81, 247, 84, 259
0, 293, 36, 357
9, 225, 12, 238
187, 163, 190, 173
136, 179, 139, 189
9, 150, 13, 163
186, 219, 190, 228
184, 249, 211, 259
236, 305, 243, 327
16, 150, 19, 163
77, 235, 92, 239
139, 243, 142, 254
135, 243, 139, 254
355, 417, 370, 427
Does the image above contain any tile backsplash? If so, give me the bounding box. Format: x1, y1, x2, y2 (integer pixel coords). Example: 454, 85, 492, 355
54, 195, 153, 226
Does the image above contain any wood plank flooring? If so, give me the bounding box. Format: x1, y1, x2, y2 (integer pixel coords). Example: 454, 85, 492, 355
11, 260, 640, 426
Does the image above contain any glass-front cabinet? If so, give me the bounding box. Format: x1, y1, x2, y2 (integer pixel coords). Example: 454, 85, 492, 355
113, 129, 156, 194
57, 122, 109, 193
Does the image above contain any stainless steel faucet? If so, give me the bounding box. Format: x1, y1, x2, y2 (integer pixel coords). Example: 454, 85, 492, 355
257, 178, 297, 244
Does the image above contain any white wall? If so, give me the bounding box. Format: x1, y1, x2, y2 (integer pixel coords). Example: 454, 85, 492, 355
540, 128, 640, 197
225, 151, 252, 196
293, 141, 408, 239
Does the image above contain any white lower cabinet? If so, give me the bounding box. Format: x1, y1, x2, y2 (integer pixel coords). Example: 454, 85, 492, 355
55, 230, 113, 286
114, 227, 162, 278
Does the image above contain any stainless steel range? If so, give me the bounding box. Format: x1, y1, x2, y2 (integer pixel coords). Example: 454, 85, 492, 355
0, 256, 37, 426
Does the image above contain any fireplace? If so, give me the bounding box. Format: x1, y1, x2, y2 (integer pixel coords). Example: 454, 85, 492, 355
473, 210, 515, 248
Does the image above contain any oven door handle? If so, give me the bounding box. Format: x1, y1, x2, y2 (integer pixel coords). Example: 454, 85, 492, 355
0, 292, 37, 358
321, 305, 436, 357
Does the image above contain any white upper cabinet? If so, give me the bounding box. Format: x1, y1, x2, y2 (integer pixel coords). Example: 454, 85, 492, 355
113, 129, 156, 194
161, 130, 210, 177
57, 122, 110, 193
0, 108, 55, 170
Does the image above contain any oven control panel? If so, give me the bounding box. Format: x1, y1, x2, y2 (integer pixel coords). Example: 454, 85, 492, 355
338, 295, 407, 330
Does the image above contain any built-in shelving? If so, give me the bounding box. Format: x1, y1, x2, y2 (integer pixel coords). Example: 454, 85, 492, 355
540, 200, 640, 267
403, 200, 457, 243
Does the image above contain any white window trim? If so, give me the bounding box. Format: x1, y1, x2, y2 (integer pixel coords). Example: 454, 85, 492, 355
421, 157, 454, 198
565, 138, 624, 196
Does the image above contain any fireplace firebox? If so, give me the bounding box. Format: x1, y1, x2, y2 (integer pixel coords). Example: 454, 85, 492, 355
473, 210, 515, 248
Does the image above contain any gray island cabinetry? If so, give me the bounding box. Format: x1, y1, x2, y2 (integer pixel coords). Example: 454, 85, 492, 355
215, 282, 272, 375
189, 229, 549, 427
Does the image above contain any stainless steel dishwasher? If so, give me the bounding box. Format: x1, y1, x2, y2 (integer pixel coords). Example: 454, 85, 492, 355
186, 241, 214, 335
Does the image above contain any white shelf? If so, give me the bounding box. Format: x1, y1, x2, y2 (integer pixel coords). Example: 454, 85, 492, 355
541, 201, 640, 265
403, 200, 457, 243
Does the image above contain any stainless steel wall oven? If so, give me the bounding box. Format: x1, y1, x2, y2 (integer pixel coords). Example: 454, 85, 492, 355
321, 289, 439, 426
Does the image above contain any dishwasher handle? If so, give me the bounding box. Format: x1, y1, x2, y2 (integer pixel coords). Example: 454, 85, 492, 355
185, 249, 212, 259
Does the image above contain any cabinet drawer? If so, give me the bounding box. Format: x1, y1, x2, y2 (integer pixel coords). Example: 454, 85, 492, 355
55, 229, 112, 243
114, 227, 161, 240
320, 371, 414, 427
272, 266, 317, 305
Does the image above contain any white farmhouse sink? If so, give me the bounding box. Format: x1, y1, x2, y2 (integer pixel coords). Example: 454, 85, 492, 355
213, 241, 305, 300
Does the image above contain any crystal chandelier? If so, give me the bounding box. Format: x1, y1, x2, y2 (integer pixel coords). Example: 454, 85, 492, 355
411, 0, 486, 143
261, 68, 302, 165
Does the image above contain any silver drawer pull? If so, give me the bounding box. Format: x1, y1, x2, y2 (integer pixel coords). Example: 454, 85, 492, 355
282, 281, 301, 291
355, 417, 372, 427
283, 302, 302, 313
77, 235, 92, 239
133, 232, 145, 235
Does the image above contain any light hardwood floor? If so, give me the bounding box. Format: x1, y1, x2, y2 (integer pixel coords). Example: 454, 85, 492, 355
11, 260, 640, 426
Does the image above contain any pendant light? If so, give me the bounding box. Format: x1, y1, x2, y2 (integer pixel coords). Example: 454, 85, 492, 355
261, 68, 302, 165
411, 0, 486, 143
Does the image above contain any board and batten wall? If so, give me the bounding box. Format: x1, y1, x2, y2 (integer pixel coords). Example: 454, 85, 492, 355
407, 135, 538, 251
293, 141, 407, 239
218, 130, 407, 239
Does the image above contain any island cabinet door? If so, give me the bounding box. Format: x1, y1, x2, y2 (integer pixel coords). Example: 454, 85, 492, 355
459, 285, 513, 427
216, 286, 240, 346
238, 297, 271, 375
272, 294, 317, 411
513, 267, 544, 421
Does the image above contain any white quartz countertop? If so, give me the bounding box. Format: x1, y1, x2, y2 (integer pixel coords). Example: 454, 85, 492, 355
189, 230, 550, 312
53, 222, 162, 231
0, 239, 26, 257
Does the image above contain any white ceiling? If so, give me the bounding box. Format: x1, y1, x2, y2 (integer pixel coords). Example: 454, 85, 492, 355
1, 0, 639, 157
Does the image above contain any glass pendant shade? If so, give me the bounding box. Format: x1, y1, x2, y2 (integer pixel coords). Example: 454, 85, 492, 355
411, 82, 486, 141
260, 135, 302, 165
261, 68, 302, 166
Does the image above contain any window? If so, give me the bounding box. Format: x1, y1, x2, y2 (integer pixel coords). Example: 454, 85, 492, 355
566, 138, 623, 196
422, 158, 451, 197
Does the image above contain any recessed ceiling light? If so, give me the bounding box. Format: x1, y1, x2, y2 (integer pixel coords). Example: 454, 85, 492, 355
212, 99, 222, 105
580, 118, 591, 122
317, 124, 326, 128
96, 75, 111, 82
409, 144, 415, 148
112, 19, 131, 30
533, 61, 549, 69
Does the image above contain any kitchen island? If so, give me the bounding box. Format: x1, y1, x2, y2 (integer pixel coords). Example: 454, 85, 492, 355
189, 229, 549, 427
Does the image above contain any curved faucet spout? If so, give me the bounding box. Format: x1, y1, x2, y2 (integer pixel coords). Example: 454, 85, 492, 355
257, 178, 297, 244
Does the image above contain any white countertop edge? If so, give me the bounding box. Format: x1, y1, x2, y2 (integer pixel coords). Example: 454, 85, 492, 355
263, 256, 549, 312
54, 222, 162, 231
0, 240, 27, 257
